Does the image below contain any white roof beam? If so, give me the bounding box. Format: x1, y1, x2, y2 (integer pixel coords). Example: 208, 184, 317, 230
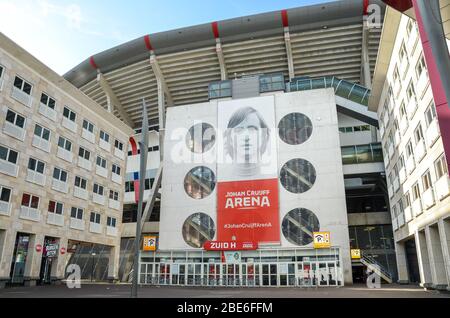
96, 71, 134, 127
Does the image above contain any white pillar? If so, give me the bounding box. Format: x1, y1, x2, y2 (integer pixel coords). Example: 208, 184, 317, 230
438, 218, 450, 291
0, 229, 15, 288
107, 243, 121, 282
23, 233, 45, 287
415, 230, 432, 288
425, 225, 448, 290
51, 237, 68, 284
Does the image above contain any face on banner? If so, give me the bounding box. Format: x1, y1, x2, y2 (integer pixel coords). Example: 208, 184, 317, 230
217, 96, 280, 244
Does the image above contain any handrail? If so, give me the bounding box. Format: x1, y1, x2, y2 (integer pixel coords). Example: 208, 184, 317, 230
288, 76, 371, 107
360, 250, 393, 281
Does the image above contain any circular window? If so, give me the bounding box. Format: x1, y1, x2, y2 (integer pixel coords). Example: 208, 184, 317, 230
184, 166, 216, 199
186, 123, 216, 153
182, 213, 215, 248
280, 158, 316, 193
278, 113, 313, 145
282, 208, 320, 246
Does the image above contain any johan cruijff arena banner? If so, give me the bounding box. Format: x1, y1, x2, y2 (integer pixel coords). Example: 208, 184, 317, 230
217, 96, 279, 244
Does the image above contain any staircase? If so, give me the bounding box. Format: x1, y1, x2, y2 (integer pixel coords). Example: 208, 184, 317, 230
359, 251, 393, 284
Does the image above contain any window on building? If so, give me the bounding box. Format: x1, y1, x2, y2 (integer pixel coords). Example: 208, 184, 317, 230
82, 120, 94, 133
425, 102, 437, 127
6, 109, 25, 129
341, 143, 383, 165
184, 166, 216, 199
416, 55, 427, 78
48, 201, 63, 215
399, 101, 407, 119
406, 82, 416, 101
74, 176, 87, 189
125, 181, 135, 193
71, 207, 83, 220
96, 156, 107, 169
13, 76, 32, 95
0, 145, 18, 164
280, 158, 316, 193
34, 124, 51, 141
398, 154, 405, 170
114, 140, 124, 151
145, 178, 154, 190
406, 19, 415, 36
107, 216, 117, 228
259, 73, 285, 92
399, 42, 408, 62
0, 65, 4, 82
90, 212, 101, 224
100, 130, 110, 143
412, 182, 421, 201
435, 154, 448, 180
414, 124, 424, 144
63, 106, 76, 122
209, 81, 232, 99
404, 192, 411, 207
109, 190, 119, 201
28, 157, 45, 174
21, 193, 39, 209
0, 186, 11, 203
78, 147, 90, 160
53, 167, 68, 182
40, 93, 56, 110
406, 140, 414, 159
58, 136, 72, 151
186, 123, 216, 154
422, 170, 433, 191
393, 67, 400, 83
93, 183, 104, 196
112, 164, 121, 176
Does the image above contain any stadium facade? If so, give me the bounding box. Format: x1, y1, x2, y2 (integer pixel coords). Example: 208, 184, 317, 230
0, 0, 448, 289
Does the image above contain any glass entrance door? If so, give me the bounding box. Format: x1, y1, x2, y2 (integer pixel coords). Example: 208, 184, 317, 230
10, 233, 30, 284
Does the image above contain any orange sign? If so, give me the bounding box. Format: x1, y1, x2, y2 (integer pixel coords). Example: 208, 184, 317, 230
142, 236, 157, 251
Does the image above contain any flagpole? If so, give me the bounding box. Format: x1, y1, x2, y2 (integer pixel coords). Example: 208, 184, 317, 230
131, 99, 149, 298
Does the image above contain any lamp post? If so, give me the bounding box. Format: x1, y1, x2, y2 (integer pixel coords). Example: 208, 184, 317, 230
91, 252, 96, 282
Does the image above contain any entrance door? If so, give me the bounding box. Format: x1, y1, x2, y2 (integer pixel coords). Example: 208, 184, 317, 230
10, 233, 30, 284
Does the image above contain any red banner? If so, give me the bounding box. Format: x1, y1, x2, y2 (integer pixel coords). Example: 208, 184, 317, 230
217, 178, 280, 243
204, 241, 258, 251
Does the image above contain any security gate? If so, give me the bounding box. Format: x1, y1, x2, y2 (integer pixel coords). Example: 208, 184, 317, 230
139, 260, 342, 287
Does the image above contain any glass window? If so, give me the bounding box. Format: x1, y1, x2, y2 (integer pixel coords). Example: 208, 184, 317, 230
412, 183, 421, 201
182, 213, 215, 248
6, 109, 25, 128
13, 76, 32, 95
48, 201, 63, 215
63, 107, 76, 122
259, 74, 285, 93
93, 183, 104, 195
186, 123, 216, 153
208, 81, 232, 99
34, 124, 50, 141
341, 146, 357, 165
0, 186, 11, 203
78, 147, 90, 160
184, 166, 216, 199
53, 167, 67, 182
0, 146, 18, 164
425, 102, 437, 127
280, 158, 316, 194
107, 216, 117, 227
416, 55, 426, 78
115, 140, 124, 151
278, 113, 313, 145
109, 190, 119, 201
282, 208, 320, 246
82, 120, 94, 133
112, 164, 121, 175
40, 93, 55, 109
96, 156, 106, 168
58, 137, 72, 151
422, 170, 433, 191
71, 207, 83, 219
21, 193, 39, 209
100, 130, 110, 143
356, 144, 372, 163
414, 124, 424, 144
90, 212, 101, 224
435, 154, 448, 180
28, 157, 45, 174
75, 176, 87, 189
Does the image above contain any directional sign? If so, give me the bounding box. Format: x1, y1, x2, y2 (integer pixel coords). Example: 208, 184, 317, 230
351, 249, 361, 259
143, 236, 157, 251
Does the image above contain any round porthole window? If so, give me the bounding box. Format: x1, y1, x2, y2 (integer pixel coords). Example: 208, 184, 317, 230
282, 208, 320, 246
184, 166, 216, 199
278, 113, 313, 145
280, 158, 317, 193
182, 213, 215, 248
186, 123, 216, 153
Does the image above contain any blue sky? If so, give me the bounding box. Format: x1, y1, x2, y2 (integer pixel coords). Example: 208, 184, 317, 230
0, 0, 333, 75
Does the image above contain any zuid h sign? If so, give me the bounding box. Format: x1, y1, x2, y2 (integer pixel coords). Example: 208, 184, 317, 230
204, 241, 258, 251
217, 96, 280, 244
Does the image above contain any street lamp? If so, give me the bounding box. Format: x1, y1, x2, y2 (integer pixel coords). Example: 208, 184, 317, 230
91, 252, 96, 282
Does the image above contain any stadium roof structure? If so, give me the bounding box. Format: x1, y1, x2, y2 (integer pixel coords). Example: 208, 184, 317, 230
64, 0, 386, 128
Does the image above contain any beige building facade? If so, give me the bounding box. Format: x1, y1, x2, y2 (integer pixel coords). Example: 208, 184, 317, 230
0, 33, 133, 288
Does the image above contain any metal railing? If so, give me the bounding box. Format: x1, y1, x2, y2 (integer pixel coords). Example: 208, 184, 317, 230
288, 76, 371, 107
360, 251, 393, 283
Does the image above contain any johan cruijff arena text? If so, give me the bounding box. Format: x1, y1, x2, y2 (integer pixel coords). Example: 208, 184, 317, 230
0, 0, 449, 290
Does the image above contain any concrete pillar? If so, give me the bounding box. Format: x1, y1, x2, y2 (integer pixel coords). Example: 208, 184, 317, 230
50, 237, 68, 284
415, 230, 432, 288
439, 218, 450, 291
107, 243, 120, 282
361, 19, 372, 89
0, 229, 15, 288
438, 218, 450, 291
425, 225, 448, 290
341, 246, 353, 285
395, 241, 410, 284
23, 233, 44, 287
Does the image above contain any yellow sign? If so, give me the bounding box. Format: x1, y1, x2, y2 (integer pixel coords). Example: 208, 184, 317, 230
351, 249, 361, 259
143, 236, 157, 251
313, 232, 331, 249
